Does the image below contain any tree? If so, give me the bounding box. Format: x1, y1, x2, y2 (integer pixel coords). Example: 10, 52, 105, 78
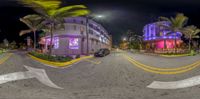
19, 14, 45, 50
19, 0, 90, 55
159, 13, 188, 53
182, 25, 200, 51
3, 39, 9, 49
10, 41, 17, 49
126, 30, 135, 42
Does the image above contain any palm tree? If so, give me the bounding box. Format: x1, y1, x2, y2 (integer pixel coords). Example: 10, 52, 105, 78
19, 14, 45, 50
159, 13, 188, 53
182, 25, 200, 51
126, 30, 135, 42
19, 0, 90, 55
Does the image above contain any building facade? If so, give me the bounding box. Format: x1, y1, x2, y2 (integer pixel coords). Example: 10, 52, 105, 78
143, 21, 183, 53
41, 17, 112, 56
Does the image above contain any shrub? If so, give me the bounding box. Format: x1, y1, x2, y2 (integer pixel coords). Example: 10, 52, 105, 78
75, 55, 81, 59
29, 51, 72, 62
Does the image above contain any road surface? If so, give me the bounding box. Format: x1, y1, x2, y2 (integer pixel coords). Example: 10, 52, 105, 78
0, 50, 200, 99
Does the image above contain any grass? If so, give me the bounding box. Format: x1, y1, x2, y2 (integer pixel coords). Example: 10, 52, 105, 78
28, 51, 73, 62
0, 49, 7, 55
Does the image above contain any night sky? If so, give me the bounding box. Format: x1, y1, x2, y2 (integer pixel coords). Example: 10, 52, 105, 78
0, 0, 200, 45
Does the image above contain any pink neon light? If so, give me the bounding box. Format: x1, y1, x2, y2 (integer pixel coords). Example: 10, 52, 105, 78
155, 40, 181, 49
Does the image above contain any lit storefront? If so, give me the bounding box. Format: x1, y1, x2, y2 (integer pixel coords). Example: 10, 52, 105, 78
143, 21, 183, 53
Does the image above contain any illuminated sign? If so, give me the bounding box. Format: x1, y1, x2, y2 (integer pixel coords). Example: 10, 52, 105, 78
69, 38, 79, 49
54, 37, 59, 49
46, 37, 59, 49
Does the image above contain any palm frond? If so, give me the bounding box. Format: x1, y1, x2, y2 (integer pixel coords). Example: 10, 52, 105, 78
182, 25, 200, 39
20, 14, 45, 33
159, 16, 170, 22
19, 29, 32, 36
58, 9, 90, 18
18, 0, 61, 16
20, 18, 33, 29
53, 5, 88, 16
19, 0, 61, 9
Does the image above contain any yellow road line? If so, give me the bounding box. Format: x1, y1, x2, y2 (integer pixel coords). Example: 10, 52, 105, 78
84, 59, 101, 65
28, 54, 93, 67
123, 54, 200, 71
124, 56, 200, 74
0, 53, 13, 64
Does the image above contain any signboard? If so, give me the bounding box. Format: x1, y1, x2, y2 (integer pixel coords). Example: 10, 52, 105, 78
69, 38, 79, 49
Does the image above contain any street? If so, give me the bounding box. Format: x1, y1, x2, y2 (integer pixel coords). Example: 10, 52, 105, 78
1, 51, 200, 99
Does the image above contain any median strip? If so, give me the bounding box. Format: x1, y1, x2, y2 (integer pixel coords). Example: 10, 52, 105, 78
123, 54, 200, 74
28, 54, 93, 67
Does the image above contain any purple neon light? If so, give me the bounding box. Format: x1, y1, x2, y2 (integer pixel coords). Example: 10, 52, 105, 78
143, 21, 182, 41
69, 38, 79, 49
45, 37, 59, 49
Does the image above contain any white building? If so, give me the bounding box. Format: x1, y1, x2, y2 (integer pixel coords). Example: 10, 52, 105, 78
42, 17, 112, 56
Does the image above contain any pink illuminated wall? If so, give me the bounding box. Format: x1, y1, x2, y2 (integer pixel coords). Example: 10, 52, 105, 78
156, 41, 165, 49
156, 40, 182, 49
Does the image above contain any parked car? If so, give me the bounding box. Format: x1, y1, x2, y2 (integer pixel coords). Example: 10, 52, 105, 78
94, 48, 110, 57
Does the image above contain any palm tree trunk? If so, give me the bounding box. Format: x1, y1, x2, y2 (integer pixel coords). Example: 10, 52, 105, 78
33, 30, 36, 51
49, 24, 53, 56
86, 17, 89, 55
189, 37, 192, 51
189, 40, 191, 51
174, 34, 177, 53
164, 39, 166, 49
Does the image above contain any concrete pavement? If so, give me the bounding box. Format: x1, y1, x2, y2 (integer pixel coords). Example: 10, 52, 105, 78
0, 51, 200, 98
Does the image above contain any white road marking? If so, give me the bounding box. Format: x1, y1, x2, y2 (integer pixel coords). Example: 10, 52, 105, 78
0, 65, 63, 89
147, 75, 200, 89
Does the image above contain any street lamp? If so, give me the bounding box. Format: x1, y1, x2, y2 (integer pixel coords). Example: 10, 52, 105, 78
122, 37, 127, 41
85, 14, 104, 55
96, 15, 104, 18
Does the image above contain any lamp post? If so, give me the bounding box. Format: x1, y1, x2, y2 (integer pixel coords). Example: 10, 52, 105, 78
85, 15, 104, 55
122, 37, 127, 42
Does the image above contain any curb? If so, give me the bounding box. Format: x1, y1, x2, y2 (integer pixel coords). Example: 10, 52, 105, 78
28, 54, 93, 67
160, 54, 191, 58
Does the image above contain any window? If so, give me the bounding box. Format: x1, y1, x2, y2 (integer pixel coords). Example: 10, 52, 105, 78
73, 25, 77, 30
81, 31, 84, 35
81, 21, 84, 24
54, 37, 59, 49
89, 30, 93, 35
73, 19, 76, 23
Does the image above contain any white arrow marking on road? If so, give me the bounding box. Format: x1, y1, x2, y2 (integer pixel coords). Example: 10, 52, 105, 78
147, 75, 200, 89
0, 65, 63, 89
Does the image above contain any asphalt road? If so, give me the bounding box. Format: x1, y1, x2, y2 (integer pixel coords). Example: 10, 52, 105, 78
1, 51, 200, 99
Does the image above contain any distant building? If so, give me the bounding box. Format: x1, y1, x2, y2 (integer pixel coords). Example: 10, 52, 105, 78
143, 21, 183, 53
40, 17, 112, 56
